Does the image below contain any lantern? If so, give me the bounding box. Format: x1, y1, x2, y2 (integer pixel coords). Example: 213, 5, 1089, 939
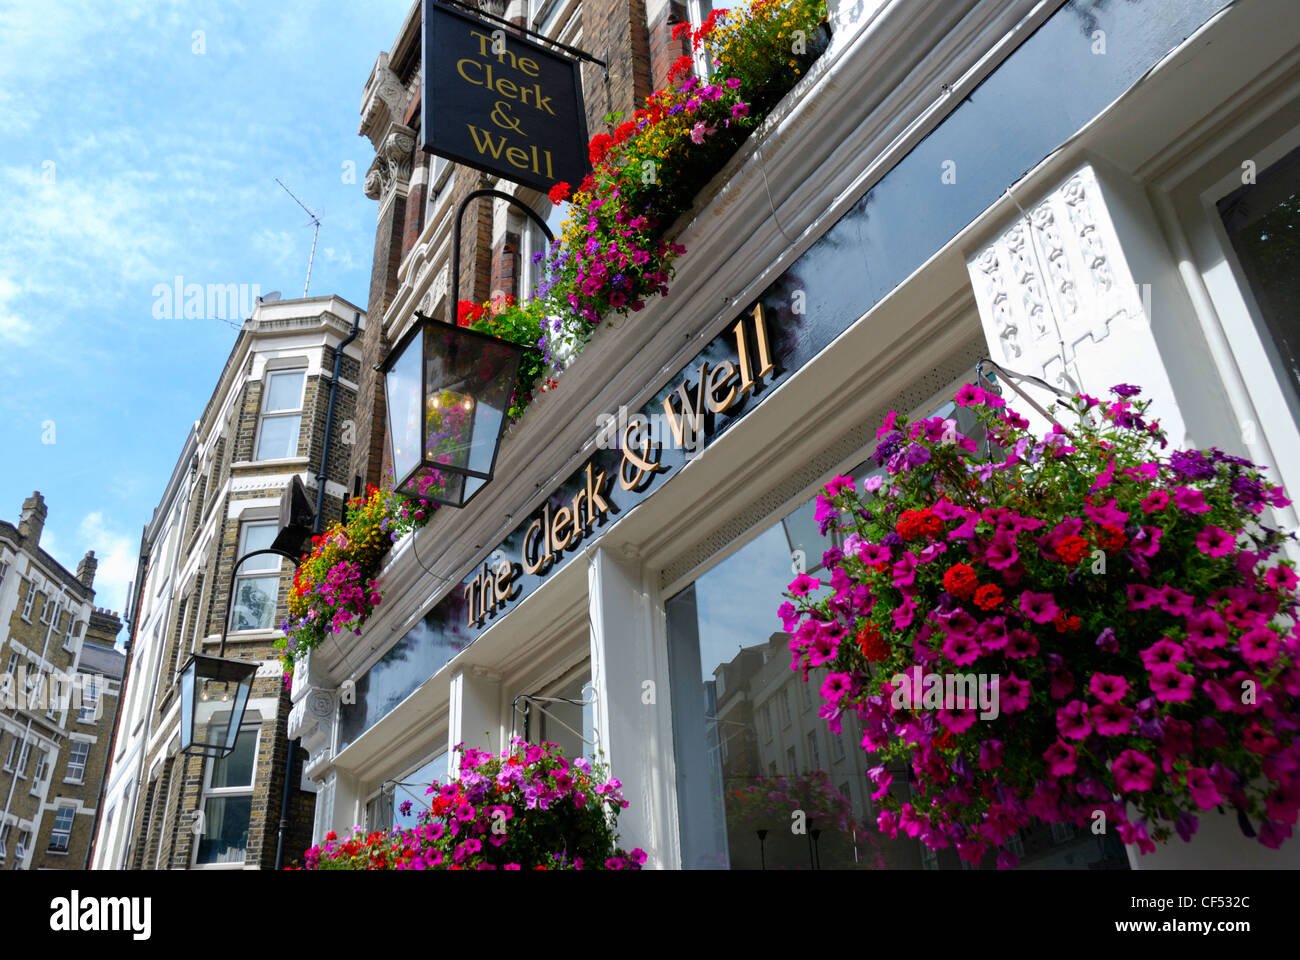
381, 312, 527, 508
178, 653, 258, 758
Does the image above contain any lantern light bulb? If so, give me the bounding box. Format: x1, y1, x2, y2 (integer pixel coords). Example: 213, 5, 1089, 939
462, 398, 473, 410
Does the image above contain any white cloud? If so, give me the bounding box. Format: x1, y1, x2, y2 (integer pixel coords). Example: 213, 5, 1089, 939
76, 511, 137, 620
0, 273, 32, 344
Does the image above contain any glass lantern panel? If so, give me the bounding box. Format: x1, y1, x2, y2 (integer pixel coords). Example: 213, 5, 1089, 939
385, 327, 424, 487
422, 326, 521, 477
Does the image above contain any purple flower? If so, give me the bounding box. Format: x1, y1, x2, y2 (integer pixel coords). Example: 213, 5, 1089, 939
1110, 383, 1142, 398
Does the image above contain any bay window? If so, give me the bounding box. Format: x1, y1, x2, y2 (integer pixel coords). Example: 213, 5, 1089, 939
254, 368, 306, 461
232, 521, 281, 632
195, 725, 257, 866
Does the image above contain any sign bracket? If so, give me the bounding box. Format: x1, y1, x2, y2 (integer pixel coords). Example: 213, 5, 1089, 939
449, 188, 555, 321
438, 0, 607, 69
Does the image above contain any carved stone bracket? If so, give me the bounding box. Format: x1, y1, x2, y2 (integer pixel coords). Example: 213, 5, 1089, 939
360, 52, 412, 145
363, 123, 417, 209
966, 162, 1187, 447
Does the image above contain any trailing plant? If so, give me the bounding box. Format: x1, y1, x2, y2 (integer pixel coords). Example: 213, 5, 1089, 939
295, 740, 646, 870
781, 383, 1300, 866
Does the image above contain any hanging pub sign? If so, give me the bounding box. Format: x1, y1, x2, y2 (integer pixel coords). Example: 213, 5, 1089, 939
422, 0, 590, 193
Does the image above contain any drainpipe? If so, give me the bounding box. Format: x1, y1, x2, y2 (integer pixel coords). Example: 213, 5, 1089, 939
275, 310, 360, 871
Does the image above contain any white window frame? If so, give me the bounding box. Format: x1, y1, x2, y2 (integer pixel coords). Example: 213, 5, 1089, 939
253, 367, 307, 462
48, 804, 75, 853
78, 678, 101, 724
231, 521, 282, 633
64, 741, 89, 784
193, 725, 259, 868
16, 829, 30, 861
15, 740, 30, 779
0, 823, 8, 861
43, 595, 62, 629
426, 154, 453, 224
1, 738, 12, 772
31, 750, 48, 794
4, 653, 17, 676
0, 560, 9, 588
63, 614, 80, 652
1160, 92, 1300, 526
20, 582, 36, 622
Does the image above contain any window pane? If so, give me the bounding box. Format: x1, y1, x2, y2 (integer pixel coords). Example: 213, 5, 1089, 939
210, 729, 256, 788
232, 576, 277, 631
196, 796, 252, 864
1217, 145, 1300, 407
263, 370, 305, 412
238, 523, 280, 571
256, 414, 301, 460
392, 751, 450, 830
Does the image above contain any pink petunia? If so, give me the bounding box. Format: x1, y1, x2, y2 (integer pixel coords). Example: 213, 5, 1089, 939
1018, 591, 1059, 624
1139, 637, 1186, 672
1194, 525, 1235, 558
1148, 665, 1195, 702
1088, 673, 1129, 703
1112, 749, 1157, 793
1092, 702, 1134, 736
1056, 700, 1092, 740
1185, 767, 1223, 810
1171, 486, 1210, 514
1004, 629, 1040, 659
1139, 490, 1169, 513
999, 673, 1030, 713
1263, 565, 1298, 592
1238, 625, 1281, 666
1044, 740, 1077, 776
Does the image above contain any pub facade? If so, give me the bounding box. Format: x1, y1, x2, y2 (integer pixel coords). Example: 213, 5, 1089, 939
288, 0, 1300, 869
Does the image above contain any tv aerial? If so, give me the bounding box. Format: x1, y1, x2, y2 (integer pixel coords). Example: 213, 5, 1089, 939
274, 178, 321, 298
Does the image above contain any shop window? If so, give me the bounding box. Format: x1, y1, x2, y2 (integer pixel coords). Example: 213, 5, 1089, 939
232, 521, 281, 632
665, 385, 1129, 870
518, 663, 595, 762
254, 368, 306, 461
195, 725, 257, 866
1216, 144, 1300, 409
390, 750, 452, 832
65, 741, 89, 784
49, 804, 75, 852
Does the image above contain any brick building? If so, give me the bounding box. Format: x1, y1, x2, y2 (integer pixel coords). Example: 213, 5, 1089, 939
0, 492, 124, 869
95, 295, 365, 870
289, 0, 1300, 870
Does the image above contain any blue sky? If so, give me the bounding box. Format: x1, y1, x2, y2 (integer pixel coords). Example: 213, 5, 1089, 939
0, 0, 413, 629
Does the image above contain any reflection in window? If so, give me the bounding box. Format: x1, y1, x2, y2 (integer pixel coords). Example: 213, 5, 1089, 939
1217, 145, 1300, 410
666, 395, 1129, 869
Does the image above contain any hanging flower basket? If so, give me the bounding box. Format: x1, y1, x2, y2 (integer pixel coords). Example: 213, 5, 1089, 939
781, 381, 1300, 866
295, 741, 646, 870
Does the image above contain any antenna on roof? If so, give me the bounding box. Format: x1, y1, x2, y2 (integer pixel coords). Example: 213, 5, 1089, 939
274, 178, 321, 298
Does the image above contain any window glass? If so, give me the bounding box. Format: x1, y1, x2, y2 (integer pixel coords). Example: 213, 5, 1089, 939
256, 415, 301, 461
666, 395, 1129, 870
263, 370, 305, 412
1217, 144, 1300, 407
210, 729, 256, 789
238, 523, 280, 570
50, 805, 75, 851
66, 741, 89, 781
196, 796, 252, 864
392, 751, 451, 831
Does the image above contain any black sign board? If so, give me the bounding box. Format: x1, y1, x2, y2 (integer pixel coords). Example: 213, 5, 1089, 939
422, 0, 590, 192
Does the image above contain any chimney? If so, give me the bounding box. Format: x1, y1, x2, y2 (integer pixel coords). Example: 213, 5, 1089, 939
77, 550, 98, 590
18, 491, 47, 546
